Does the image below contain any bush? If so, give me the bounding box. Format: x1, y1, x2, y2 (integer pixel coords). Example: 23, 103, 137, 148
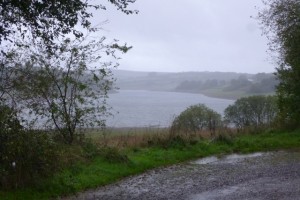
170, 104, 222, 136
0, 129, 60, 189
0, 105, 60, 189
224, 95, 278, 131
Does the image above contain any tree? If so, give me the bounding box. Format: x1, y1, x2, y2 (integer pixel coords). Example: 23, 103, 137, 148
0, 0, 137, 47
0, 52, 18, 102
0, 0, 137, 143
224, 95, 278, 130
248, 75, 278, 94
258, 0, 300, 128
170, 104, 222, 136
224, 75, 252, 91
0, 104, 22, 132
12, 34, 130, 144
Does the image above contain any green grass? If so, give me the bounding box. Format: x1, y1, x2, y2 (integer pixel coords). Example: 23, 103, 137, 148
199, 87, 276, 100
1, 130, 300, 200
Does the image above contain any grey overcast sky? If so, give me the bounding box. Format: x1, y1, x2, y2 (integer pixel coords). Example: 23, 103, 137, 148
92, 0, 274, 73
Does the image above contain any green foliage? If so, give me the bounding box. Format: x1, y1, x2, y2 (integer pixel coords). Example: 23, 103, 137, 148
259, 0, 300, 128
224, 95, 278, 130
12, 34, 128, 144
2, 129, 300, 199
171, 104, 222, 135
212, 134, 233, 145
0, 0, 137, 47
0, 52, 19, 101
100, 147, 130, 164
0, 0, 139, 194
0, 105, 22, 131
0, 128, 59, 189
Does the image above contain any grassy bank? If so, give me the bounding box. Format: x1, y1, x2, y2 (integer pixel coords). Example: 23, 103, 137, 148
1, 130, 300, 200
198, 88, 275, 100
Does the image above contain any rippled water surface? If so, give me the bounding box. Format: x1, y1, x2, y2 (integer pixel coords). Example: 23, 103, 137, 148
106, 90, 233, 127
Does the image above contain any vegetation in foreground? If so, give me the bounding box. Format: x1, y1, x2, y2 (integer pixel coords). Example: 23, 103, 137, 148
1, 0, 300, 199
0, 94, 288, 199
1, 128, 300, 200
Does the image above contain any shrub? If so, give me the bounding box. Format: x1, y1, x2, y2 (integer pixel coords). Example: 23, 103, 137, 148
0, 129, 60, 189
170, 104, 222, 136
0, 105, 60, 189
224, 95, 278, 131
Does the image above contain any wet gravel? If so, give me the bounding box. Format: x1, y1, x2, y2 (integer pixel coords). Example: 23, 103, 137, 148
65, 150, 300, 200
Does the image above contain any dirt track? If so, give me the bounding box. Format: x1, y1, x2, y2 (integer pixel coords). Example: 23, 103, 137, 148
65, 150, 300, 200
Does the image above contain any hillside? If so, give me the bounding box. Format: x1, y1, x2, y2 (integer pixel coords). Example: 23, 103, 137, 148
113, 70, 278, 99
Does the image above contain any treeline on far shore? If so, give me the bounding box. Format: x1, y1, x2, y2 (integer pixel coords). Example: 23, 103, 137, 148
174, 73, 277, 98
114, 70, 278, 99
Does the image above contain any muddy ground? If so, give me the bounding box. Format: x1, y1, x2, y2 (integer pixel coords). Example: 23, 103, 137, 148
65, 150, 300, 200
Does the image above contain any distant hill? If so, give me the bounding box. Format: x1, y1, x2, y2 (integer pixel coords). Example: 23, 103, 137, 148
113, 70, 278, 99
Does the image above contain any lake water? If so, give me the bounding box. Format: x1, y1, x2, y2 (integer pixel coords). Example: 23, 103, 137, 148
106, 90, 234, 128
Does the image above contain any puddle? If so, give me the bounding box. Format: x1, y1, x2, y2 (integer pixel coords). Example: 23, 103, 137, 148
193, 156, 219, 164
193, 152, 265, 165
190, 186, 240, 200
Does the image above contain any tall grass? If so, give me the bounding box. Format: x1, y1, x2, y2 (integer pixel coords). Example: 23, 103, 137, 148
87, 127, 225, 149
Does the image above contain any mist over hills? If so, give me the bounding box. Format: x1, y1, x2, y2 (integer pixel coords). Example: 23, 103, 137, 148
113, 70, 278, 99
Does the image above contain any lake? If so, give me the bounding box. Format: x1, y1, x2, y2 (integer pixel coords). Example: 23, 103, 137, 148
106, 90, 234, 128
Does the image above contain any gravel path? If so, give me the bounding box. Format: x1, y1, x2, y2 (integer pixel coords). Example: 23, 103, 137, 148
65, 150, 300, 200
